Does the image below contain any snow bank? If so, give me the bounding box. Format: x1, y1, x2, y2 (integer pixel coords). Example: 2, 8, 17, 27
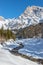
1, 39, 19, 50
0, 38, 43, 61
1, 38, 43, 59
0, 48, 39, 65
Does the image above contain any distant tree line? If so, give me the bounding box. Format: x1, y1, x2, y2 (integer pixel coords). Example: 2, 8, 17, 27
0, 26, 16, 41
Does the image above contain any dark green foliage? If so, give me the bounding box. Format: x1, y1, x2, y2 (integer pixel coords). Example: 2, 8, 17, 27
0, 27, 16, 41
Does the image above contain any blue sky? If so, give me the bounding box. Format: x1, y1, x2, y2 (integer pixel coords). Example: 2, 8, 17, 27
0, 0, 43, 18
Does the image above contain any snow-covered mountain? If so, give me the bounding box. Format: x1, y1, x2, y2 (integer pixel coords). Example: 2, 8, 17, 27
0, 6, 43, 30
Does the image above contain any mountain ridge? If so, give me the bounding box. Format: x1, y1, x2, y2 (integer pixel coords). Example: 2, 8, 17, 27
0, 6, 43, 30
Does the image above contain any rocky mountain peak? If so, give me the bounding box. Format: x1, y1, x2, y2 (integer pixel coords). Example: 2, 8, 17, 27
0, 6, 43, 30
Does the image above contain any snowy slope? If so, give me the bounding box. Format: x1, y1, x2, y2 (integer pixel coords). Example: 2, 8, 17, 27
17, 38, 43, 59
1, 39, 19, 50
1, 38, 43, 59
0, 38, 43, 65
4, 38, 43, 59
0, 48, 39, 65
0, 6, 43, 29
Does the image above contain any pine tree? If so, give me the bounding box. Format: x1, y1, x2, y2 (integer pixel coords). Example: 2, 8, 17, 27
12, 34, 16, 40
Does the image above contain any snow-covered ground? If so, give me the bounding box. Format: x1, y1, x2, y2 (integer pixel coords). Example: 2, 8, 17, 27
0, 38, 43, 65
2, 39, 19, 50
0, 48, 39, 65
1, 38, 43, 59
17, 38, 43, 59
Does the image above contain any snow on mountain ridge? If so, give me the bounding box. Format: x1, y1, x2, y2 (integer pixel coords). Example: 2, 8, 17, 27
0, 6, 43, 30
